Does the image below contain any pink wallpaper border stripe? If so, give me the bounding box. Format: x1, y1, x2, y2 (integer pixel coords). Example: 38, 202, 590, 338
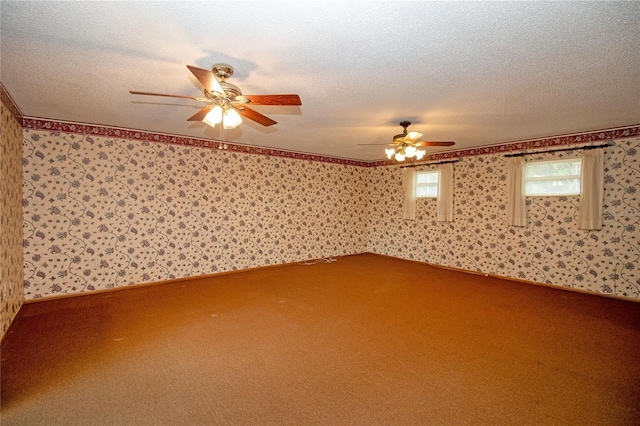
21, 117, 639, 167
21, 117, 368, 167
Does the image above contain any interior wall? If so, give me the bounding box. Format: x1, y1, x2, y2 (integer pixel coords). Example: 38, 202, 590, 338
366, 137, 640, 299
1, 94, 25, 340
21, 129, 369, 299
17, 123, 640, 302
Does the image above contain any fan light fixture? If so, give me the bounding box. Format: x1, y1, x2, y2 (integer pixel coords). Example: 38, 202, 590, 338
202, 104, 243, 130
385, 145, 426, 162
357, 121, 454, 160
222, 108, 242, 129
385, 121, 427, 162
130, 63, 302, 131
203, 105, 222, 127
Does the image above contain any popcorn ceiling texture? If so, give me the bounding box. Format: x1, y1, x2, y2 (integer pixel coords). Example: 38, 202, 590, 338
18, 127, 640, 302
1, 95, 25, 340
3, 2, 639, 161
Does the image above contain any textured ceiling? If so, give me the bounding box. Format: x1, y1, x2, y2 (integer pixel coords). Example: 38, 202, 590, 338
2, 1, 639, 161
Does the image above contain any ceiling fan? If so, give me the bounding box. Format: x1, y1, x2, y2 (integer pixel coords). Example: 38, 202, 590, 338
130, 63, 301, 129
360, 121, 455, 161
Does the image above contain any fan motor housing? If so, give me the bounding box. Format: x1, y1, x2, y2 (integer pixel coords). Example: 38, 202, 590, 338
393, 120, 411, 143
220, 82, 242, 98
393, 134, 405, 144
212, 63, 234, 80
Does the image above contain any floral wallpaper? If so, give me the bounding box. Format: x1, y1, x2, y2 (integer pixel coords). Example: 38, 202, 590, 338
367, 137, 640, 299
1, 90, 25, 341
22, 129, 368, 299
14, 118, 640, 303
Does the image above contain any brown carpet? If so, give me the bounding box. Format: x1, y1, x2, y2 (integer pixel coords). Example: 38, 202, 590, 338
1, 253, 639, 425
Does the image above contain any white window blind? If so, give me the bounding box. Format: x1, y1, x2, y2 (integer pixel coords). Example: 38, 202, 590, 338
524, 158, 582, 196
415, 171, 439, 198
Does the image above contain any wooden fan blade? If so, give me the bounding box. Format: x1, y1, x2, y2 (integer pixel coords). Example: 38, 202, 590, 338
237, 106, 277, 126
416, 141, 456, 147
187, 65, 224, 94
357, 143, 393, 146
243, 94, 302, 106
187, 105, 214, 122
129, 90, 207, 101
404, 131, 423, 143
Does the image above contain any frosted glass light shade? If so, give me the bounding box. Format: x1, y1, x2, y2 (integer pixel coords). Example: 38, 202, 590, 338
223, 108, 242, 129
203, 105, 222, 127
385, 148, 395, 159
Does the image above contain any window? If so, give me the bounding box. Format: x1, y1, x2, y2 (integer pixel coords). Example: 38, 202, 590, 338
524, 158, 582, 196
415, 171, 439, 198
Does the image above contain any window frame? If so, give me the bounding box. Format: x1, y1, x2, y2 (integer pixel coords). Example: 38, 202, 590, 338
415, 170, 439, 199
523, 157, 582, 197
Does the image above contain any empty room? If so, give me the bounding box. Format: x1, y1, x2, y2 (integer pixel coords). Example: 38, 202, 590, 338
1, 2, 639, 425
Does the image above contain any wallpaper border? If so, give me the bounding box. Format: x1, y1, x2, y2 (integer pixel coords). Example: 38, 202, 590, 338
21, 117, 370, 167
369, 125, 640, 166
21, 117, 639, 168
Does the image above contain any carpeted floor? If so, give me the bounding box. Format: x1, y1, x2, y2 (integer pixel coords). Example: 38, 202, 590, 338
1, 253, 639, 425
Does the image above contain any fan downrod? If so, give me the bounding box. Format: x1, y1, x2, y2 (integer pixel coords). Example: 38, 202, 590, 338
394, 121, 411, 142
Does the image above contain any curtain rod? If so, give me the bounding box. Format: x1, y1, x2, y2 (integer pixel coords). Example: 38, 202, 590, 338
400, 159, 459, 169
504, 142, 612, 158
